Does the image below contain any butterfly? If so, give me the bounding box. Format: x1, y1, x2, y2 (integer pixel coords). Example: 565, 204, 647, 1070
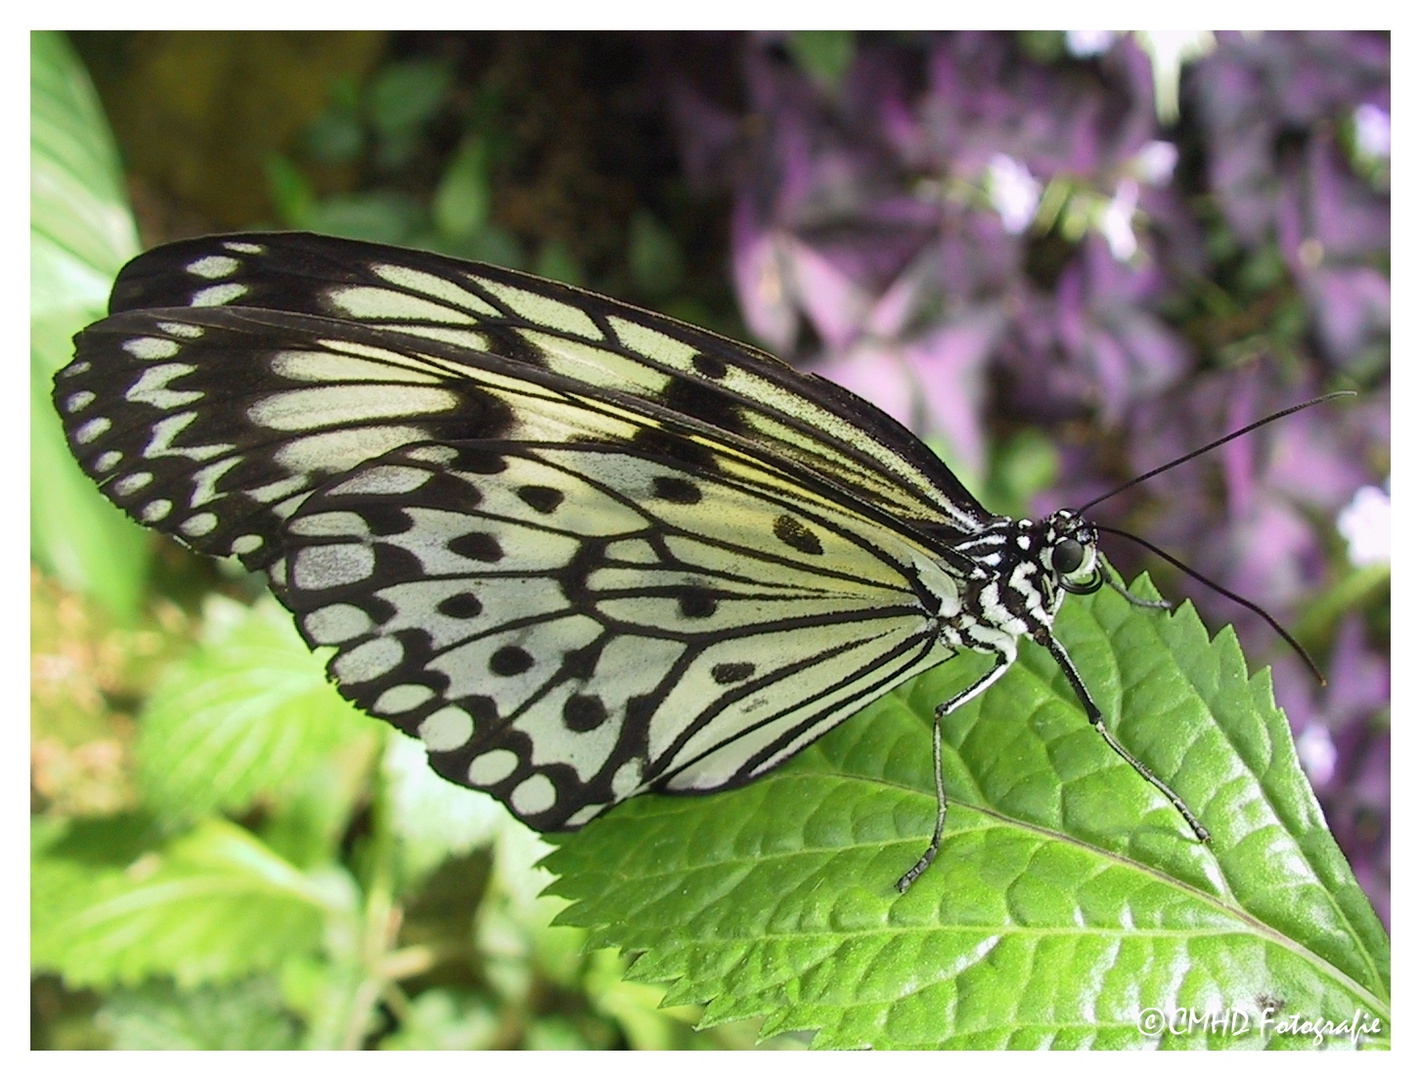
56, 231, 1235, 892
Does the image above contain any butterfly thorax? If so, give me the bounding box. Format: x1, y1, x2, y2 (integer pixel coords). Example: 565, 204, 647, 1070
933, 509, 1102, 658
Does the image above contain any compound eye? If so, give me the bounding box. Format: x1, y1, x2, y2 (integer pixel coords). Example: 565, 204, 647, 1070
1051, 538, 1085, 576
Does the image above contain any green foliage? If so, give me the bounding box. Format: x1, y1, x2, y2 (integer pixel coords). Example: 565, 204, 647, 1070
30, 30, 150, 619
98, 978, 301, 1050
32, 816, 343, 990
544, 575, 1390, 1048
784, 32, 856, 93
134, 598, 382, 823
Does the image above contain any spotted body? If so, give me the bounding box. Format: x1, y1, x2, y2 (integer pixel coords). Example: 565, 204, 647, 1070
54, 232, 1200, 886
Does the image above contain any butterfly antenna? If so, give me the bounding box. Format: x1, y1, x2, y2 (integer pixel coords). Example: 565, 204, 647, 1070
1077, 391, 1356, 514
1096, 523, 1326, 685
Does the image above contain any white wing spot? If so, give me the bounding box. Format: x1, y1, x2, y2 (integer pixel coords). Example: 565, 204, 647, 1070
393, 326, 492, 350
287, 511, 373, 538
232, 534, 264, 556
121, 336, 182, 360
327, 285, 465, 323
94, 450, 122, 473
332, 637, 404, 684
74, 417, 111, 444
563, 805, 603, 827
612, 759, 645, 799
522, 330, 671, 394
479, 279, 602, 339
125, 363, 202, 409
373, 684, 435, 715
270, 349, 442, 385
157, 322, 205, 339
405, 445, 459, 466
247, 474, 307, 506
248, 385, 459, 431
66, 360, 91, 376
510, 773, 557, 816
291, 543, 377, 590
65, 390, 95, 413
186, 255, 240, 279
112, 472, 153, 496
145, 412, 233, 462
221, 240, 265, 254
419, 707, 474, 751
190, 283, 249, 307
303, 603, 374, 644
372, 263, 502, 316
272, 426, 432, 478
140, 499, 173, 523
179, 512, 218, 537
1017, 535, 1031, 550
188, 457, 241, 508
607, 315, 700, 370
327, 462, 433, 497
467, 748, 519, 786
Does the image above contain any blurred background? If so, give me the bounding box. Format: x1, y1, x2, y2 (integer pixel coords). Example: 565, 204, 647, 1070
32, 30, 1389, 1048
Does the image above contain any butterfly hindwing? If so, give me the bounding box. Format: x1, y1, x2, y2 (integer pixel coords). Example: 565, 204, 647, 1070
283, 435, 956, 829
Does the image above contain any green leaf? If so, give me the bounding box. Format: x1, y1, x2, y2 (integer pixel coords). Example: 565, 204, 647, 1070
32, 817, 353, 989
381, 729, 506, 886
135, 597, 383, 822
367, 58, 454, 137
98, 978, 300, 1049
377, 990, 499, 1050
30, 31, 151, 618
30, 31, 138, 320
432, 135, 491, 241
784, 32, 856, 93
543, 575, 1390, 1049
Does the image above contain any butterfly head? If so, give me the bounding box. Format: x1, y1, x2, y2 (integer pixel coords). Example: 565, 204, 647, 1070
1043, 509, 1103, 596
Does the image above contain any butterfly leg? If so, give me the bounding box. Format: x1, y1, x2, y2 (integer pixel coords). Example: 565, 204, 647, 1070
896, 651, 1013, 893
1037, 630, 1211, 843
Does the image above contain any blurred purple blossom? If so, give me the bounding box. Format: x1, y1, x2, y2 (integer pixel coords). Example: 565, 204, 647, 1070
667, 30, 1388, 923
1189, 32, 1390, 370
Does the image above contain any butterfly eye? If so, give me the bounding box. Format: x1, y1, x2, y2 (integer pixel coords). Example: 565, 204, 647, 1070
1051, 538, 1085, 575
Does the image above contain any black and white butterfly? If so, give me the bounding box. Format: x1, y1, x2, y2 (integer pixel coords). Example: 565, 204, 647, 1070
56, 231, 1227, 891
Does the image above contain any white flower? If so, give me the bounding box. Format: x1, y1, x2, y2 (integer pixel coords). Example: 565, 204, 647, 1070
1336, 482, 1390, 568
1296, 724, 1337, 787
987, 154, 1041, 235
1101, 178, 1140, 260
1354, 103, 1390, 160
1066, 31, 1116, 57
1132, 140, 1178, 186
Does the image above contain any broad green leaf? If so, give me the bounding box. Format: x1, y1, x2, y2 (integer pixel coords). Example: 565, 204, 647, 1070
135, 597, 383, 821
377, 990, 500, 1050
432, 135, 491, 241
98, 978, 300, 1049
32, 817, 353, 989
544, 575, 1390, 1049
381, 730, 506, 887
30, 31, 137, 319
367, 58, 453, 138
30, 31, 150, 618
784, 32, 856, 93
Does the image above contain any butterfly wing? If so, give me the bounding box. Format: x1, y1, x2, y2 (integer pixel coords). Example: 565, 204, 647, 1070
54, 231, 988, 830
92, 232, 996, 539
284, 434, 957, 829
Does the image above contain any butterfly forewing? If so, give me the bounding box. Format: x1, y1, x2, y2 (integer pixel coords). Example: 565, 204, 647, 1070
94, 232, 994, 540
284, 435, 955, 828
